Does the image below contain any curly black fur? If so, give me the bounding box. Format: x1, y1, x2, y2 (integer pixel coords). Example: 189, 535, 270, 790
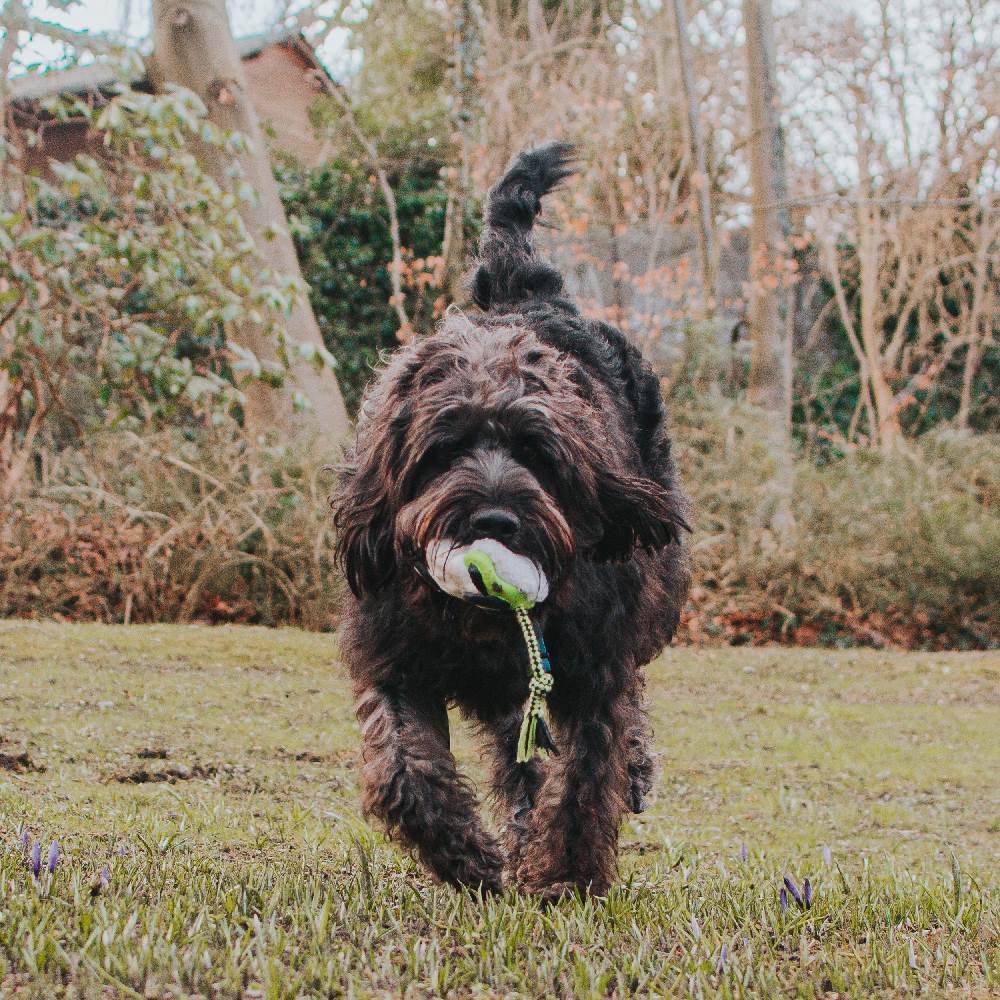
331, 143, 692, 900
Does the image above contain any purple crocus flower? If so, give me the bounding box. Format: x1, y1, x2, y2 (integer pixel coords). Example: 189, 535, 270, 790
30, 840, 41, 878
20, 830, 30, 851
115, 844, 128, 858
100, 866, 110, 889
804, 877, 812, 908
780, 887, 788, 913
822, 845, 832, 866
783, 875, 804, 908
48, 841, 60, 874
740, 842, 748, 862
717, 944, 729, 973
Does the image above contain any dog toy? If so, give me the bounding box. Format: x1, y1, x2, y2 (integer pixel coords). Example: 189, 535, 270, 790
425, 539, 557, 761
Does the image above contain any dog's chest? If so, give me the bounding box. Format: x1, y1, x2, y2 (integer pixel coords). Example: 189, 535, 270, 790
431, 624, 532, 711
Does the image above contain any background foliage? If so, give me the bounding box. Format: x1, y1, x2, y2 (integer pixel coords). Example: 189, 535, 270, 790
0, 0, 997, 649
277, 154, 479, 413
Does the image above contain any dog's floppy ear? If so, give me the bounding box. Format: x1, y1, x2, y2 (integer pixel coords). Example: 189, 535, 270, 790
331, 397, 409, 598
591, 468, 690, 562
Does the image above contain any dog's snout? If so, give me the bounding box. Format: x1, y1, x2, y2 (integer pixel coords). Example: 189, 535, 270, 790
471, 508, 521, 539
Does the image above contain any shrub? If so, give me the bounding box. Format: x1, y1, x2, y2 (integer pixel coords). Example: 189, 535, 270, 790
0, 433, 339, 629
673, 393, 999, 649
277, 156, 480, 412
1, 82, 338, 501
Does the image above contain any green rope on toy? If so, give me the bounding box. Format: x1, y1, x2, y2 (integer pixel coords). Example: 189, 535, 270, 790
513, 605, 555, 762
460, 548, 557, 763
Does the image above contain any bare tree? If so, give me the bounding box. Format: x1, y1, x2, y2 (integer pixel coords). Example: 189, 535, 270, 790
440, 0, 478, 302
743, 0, 791, 426
788, 1, 998, 447
670, 0, 715, 315
151, 0, 350, 448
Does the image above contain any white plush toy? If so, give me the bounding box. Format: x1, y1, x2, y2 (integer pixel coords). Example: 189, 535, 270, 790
425, 538, 549, 608
425, 537, 555, 761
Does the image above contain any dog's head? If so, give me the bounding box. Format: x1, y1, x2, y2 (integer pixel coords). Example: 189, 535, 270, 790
332, 317, 686, 599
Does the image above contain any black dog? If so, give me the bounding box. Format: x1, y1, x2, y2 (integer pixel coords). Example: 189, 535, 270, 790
332, 143, 691, 899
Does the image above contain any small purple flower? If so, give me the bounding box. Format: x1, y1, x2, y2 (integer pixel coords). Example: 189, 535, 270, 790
20, 830, 30, 851
822, 845, 832, 866
100, 866, 110, 889
783, 875, 804, 908
30, 840, 41, 879
48, 841, 60, 874
115, 844, 128, 858
740, 842, 748, 862
780, 887, 789, 913
717, 944, 729, 973
804, 877, 812, 908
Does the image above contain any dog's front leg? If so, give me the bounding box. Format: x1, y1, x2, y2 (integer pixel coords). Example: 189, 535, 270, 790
355, 684, 504, 893
513, 692, 630, 900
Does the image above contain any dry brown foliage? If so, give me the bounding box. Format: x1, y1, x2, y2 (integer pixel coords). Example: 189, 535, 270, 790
0, 432, 340, 628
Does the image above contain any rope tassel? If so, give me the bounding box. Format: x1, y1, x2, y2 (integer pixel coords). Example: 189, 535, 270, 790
514, 606, 557, 763
419, 540, 557, 763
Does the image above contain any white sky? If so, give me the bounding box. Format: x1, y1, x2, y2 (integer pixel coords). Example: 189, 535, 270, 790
6, 0, 995, 198
8, 0, 352, 75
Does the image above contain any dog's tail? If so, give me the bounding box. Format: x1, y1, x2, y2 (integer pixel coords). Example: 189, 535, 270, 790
471, 141, 576, 311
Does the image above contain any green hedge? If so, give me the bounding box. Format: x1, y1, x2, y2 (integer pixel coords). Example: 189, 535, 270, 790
278, 158, 479, 413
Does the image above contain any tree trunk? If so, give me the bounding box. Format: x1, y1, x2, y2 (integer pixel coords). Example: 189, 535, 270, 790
669, 0, 715, 316
440, 0, 479, 303
151, 0, 349, 449
743, 0, 790, 424
857, 203, 899, 449
957, 216, 992, 429
742, 0, 794, 540
0, 0, 26, 150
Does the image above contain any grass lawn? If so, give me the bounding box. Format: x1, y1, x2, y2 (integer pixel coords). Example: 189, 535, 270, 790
0, 621, 997, 997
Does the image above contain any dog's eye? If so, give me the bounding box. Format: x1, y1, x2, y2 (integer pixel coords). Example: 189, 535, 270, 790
412, 442, 459, 484
511, 436, 544, 465
418, 443, 449, 469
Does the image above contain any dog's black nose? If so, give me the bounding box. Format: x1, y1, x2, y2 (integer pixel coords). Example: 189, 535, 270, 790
471, 508, 521, 539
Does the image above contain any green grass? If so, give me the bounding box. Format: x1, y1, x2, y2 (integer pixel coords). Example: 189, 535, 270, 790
1, 621, 997, 997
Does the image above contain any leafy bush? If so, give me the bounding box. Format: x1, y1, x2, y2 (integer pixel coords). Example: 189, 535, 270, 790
1, 82, 336, 501
794, 274, 1000, 456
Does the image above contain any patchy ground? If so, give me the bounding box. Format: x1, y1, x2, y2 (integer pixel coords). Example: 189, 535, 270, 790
0, 621, 997, 997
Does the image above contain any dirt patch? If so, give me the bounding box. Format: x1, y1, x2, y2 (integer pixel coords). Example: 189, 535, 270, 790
0, 750, 46, 773
136, 747, 170, 759
621, 840, 666, 856
114, 763, 217, 784
272, 747, 356, 765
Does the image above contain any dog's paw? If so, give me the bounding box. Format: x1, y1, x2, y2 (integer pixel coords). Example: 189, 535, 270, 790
465, 873, 504, 896
455, 847, 505, 895
627, 787, 648, 813
519, 879, 584, 905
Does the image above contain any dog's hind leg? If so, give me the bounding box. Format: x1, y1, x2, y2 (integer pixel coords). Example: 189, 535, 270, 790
512, 690, 631, 900
355, 684, 504, 893
481, 711, 547, 876
623, 677, 655, 813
